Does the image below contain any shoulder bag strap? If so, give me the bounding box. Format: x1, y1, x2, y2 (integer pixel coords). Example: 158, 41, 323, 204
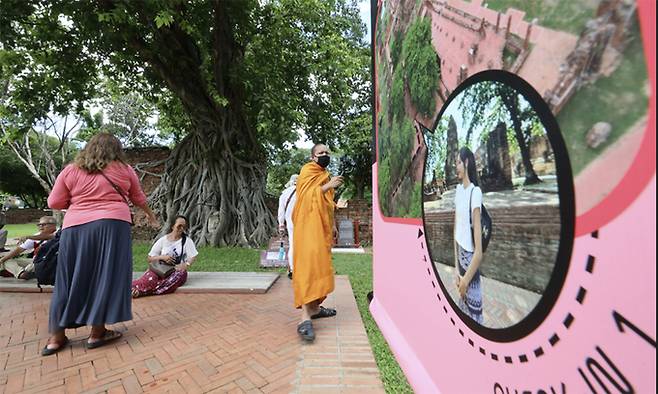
100, 171, 130, 207
176, 234, 187, 264
469, 187, 474, 244
284, 189, 296, 214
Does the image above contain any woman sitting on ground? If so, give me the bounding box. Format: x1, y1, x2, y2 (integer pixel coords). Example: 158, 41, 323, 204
132, 215, 198, 298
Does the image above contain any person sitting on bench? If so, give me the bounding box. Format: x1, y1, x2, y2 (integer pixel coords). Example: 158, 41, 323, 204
0, 216, 57, 279
131, 215, 198, 298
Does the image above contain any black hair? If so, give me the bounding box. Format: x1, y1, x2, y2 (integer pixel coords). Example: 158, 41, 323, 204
459, 147, 479, 187
171, 215, 189, 231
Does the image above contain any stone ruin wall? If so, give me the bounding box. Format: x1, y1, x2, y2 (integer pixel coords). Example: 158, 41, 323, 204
424, 203, 561, 293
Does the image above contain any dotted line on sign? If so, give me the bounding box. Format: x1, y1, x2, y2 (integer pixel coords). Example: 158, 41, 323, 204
422, 228, 599, 364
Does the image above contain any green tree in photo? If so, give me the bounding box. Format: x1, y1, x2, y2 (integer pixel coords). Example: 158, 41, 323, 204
401, 17, 440, 118
459, 81, 542, 185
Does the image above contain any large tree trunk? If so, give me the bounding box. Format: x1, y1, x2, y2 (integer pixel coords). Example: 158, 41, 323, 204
95, 1, 275, 246
149, 131, 274, 247
502, 93, 541, 186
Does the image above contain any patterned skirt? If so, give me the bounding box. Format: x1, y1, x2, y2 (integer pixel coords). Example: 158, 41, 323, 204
457, 245, 483, 324
131, 269, 187, 297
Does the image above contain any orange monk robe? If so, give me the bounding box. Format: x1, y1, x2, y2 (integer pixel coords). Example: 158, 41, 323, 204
292, 161, 336, 308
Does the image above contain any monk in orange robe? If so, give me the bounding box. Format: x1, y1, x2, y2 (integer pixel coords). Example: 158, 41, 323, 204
292, 143, 343, 342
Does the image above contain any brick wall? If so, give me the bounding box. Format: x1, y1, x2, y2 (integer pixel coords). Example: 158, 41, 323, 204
335, 198, 373, 246
424, 204, 561, 293
123, 147, 171, 241
123, 147, 171, 195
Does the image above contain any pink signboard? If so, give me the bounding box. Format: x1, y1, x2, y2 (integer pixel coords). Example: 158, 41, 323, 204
370, 0, 656, 392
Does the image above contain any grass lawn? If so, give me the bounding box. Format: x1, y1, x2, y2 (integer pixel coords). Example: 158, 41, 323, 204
132, 242, 413, 393
556, 24, 649, 175
2, 223, 40, 239
486, 0, 596, 35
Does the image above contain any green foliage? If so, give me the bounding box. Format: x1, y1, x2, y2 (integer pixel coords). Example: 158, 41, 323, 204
556, 21, 648, 175
378, 157, 391, 214
338, 116, 372, 199
458, 80, 542, 155
390, 30, 403, 70
132, 242, 263, 272
408, 181, 422, 217
0, 143, 48, 208
401, 17, 440, 118
425, 118, 448, 183
76, 80, 158, 147
266, 148, 310, 196
390, 67, 406, 120
242, 0, 369, 156
376, 15, 439, 217
2, 0, 369, 162
486, 0, 596, 35
0, 2, 100, 123
0, 223, 40, 238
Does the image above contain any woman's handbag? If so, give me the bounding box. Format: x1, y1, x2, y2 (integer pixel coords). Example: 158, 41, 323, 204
148, 235, 187, 278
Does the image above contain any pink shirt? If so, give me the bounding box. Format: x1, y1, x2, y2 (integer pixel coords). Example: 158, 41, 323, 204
48, 161, 148, 229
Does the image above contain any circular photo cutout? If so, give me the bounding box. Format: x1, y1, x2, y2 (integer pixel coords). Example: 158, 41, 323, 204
422, 71, 575, 341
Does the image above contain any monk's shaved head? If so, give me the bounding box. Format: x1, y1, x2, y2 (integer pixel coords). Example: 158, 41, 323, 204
311, 143, 329, 157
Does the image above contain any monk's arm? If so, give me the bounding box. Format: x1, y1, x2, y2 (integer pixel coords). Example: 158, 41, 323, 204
321, 176, 343, 193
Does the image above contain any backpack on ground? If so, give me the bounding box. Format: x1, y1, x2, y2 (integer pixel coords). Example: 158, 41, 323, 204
469, 187, 492, 252
33, 230, 61, 288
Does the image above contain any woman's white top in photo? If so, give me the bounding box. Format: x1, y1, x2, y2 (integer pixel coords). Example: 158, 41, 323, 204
148, 235, 199, 264
454, 183, 482, 252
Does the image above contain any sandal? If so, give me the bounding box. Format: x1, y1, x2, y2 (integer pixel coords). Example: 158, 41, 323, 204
41, 336, 69, 356
297, 320, 315, 342
86, 329, 122, 349
311, 306, 337, 319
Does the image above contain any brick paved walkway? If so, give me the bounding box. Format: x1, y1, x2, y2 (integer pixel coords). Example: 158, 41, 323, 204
0, 275, 384, 393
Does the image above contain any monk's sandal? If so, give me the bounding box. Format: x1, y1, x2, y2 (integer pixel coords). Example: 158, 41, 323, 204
297, 320, 315, 342
311, 306, 337, 319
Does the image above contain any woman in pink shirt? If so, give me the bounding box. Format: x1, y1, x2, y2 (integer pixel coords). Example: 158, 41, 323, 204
42, 133, 159, 356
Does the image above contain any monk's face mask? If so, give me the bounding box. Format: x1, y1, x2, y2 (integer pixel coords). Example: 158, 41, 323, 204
316, 155, 330, 168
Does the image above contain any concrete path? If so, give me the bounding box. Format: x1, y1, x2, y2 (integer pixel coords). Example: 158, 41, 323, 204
0, 275, 384, 393
0, 272, 281, 295
434, 262, 541, 329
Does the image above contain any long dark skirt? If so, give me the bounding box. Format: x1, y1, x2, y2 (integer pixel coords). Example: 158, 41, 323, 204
49, 219, 132, 333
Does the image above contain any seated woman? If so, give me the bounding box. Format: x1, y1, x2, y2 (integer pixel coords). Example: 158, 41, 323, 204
132, 215, 198, 298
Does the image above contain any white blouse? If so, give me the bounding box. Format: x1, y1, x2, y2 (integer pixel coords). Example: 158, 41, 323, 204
454, 183, 482, 252
148, 235, 199, 263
